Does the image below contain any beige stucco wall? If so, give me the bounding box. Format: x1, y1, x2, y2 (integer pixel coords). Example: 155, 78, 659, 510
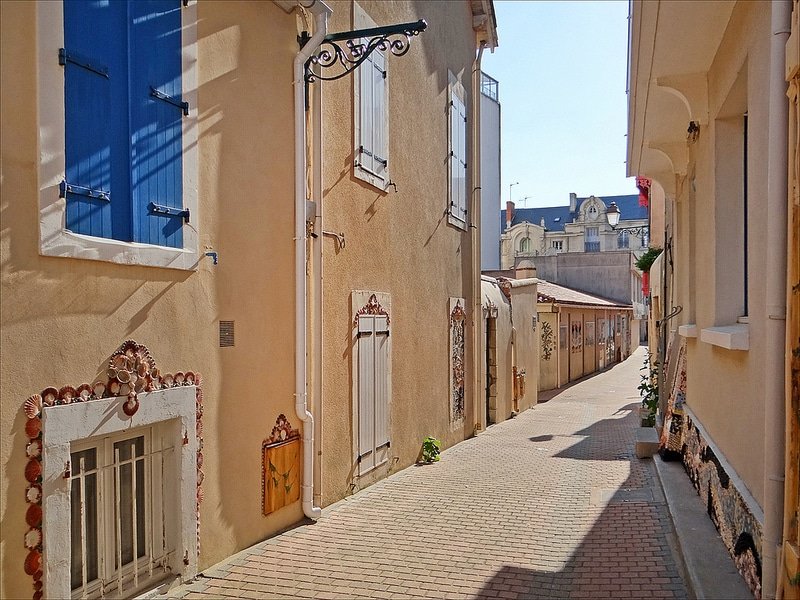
0, 3, 306, 596
481, 279, 513, 425
507, 279, 540, 411
676, 1, 771, 508
318, 0, 479, 504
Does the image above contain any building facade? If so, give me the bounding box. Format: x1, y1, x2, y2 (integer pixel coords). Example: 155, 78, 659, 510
480, 72, 502, 270
0, 1, 497, 598
628, 0, 799, 596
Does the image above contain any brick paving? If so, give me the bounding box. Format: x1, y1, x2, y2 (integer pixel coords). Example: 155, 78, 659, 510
169, 347, 687, 599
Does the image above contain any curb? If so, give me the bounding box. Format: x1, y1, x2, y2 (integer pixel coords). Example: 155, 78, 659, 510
652, 452, 753, 599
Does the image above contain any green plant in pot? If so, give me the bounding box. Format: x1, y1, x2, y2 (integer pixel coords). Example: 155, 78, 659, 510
638, 353, 658, 427
420, 436, 442, 463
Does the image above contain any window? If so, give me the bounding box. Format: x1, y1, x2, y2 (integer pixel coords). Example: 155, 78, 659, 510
354, 5, 388, 190
352, 292, 391, 476
519, 237, 531, 253
37, 1, 198, 269
448, 82, 468, 228
70, 427, 171, 599
585, 226, 600, 252
551, 240, 563, 251
618, 230, 630, 249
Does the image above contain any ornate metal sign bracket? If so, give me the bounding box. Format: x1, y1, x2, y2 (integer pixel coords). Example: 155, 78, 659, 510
303, 19, 427, 85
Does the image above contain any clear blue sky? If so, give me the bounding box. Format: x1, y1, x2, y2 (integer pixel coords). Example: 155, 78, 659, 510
481, 0, 636, 209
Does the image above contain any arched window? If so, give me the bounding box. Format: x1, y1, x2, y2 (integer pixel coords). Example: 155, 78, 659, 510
519, 237, 531, 253
617, 230, 630, 249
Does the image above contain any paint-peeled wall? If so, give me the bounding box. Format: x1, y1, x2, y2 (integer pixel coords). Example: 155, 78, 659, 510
0, 3, 305, 597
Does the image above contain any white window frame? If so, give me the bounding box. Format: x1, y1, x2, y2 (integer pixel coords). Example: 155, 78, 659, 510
36, 1, 199, 270
448, 77, 468, 230
69, 425, 169, 599
351, 291, 392, 477
353, 3, 389, 191
41, 387, 198, 599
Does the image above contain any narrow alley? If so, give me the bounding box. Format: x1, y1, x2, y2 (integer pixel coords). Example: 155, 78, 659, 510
169, 347, 687, 600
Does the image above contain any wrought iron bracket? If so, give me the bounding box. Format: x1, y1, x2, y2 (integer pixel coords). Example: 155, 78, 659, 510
610, 224, 649, 239
304, 19, 427, 84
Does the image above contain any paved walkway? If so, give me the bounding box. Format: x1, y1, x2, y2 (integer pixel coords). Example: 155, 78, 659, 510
170, 347, 688, 599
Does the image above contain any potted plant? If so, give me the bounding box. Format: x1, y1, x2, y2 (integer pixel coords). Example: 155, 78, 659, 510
418, 436, 442, 464
638, 353, 658, 427
635, 247, 662, 297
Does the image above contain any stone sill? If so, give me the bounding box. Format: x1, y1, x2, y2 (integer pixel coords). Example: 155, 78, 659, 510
700, 324, 749, 350
678, 324, 698, 338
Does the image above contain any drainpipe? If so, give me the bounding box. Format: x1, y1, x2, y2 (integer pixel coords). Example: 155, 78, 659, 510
294, 0, 330, 521
764, 1, 791, 596
472, 42, 486, 433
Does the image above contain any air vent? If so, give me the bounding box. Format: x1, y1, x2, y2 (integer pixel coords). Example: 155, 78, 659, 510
219, 321, 235, 347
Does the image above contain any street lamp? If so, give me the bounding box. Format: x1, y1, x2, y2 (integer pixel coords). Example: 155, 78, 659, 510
509, 181, 520, 204
605, 201, 648, 239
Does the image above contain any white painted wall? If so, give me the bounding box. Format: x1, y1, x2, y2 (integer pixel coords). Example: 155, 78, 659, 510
480, 79, 501, 270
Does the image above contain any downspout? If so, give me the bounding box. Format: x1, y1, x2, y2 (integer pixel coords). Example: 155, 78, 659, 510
294, 0, 330, 521
472, 42, 486, 433
764, 1, 791, 596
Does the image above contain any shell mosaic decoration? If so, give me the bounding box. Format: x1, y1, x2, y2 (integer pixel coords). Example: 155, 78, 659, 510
450, 300, 466, 422
21, 340, 204, 600
540, 321, 555, 361
353, 293, 390, 325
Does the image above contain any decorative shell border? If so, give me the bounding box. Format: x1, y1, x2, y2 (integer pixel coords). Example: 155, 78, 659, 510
261, 414, 301, 516
21, 340, 204, 600
353, 293, 390, 325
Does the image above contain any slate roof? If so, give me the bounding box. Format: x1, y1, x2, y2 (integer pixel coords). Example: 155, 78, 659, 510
501, 194, 647, 232
536, 280, 631, 308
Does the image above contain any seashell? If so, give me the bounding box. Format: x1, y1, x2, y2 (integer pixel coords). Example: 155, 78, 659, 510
26, 440, 41, 459
163, 374, 174, 387
107, 367, 118, 381
197, 470, 204, 485
137, 362, 150, 378
194, 372, 203, 387
34, 580, 42, 591
196, 486, 204, 504
24, 528, 42, 550
25, 460, 41, 483
196, 452, 204, 469
33, 590, 43, 600
26, 485, 41, 504
116, 369, 131, 384
25, 417, 42, 439
119, 383, 131, 396
92, 381, 106, 398
126, 355, 136, 370
122, 397, 139, 417
196, 419, 203, 437
26, 504, 42, 527
146, 381, 159, 392
24, 395, 43, 419
59, 386, 76, 404
32, 569, 43, 583
41, 387, 58, 406
108, 381, 121, 396
24, 550, 41, 576
174, 372, 185, 385
134, 378, 146, 393
112, 354, 127, 369
151, 367, 160, 380
76, 383, 92, 402
185, 371, 195, 385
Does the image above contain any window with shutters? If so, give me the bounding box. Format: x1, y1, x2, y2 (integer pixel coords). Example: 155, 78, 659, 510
351, 292, 391, 476
37, 0, 198, 269
353, 5, 389, 190
448, 82, 468, 229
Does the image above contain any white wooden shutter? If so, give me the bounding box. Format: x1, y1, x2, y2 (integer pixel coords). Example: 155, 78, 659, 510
357, 316, 376, 473
359, 49, 375, 175
449, 92, 467, 222
374, 316, 390, 451
358, 46, 387, 182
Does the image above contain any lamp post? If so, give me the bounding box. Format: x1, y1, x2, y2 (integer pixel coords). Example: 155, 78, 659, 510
605, 201, 649, 240
509, 181, 519, 204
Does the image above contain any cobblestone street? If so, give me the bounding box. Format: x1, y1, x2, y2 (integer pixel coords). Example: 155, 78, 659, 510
170, 347, 687, 599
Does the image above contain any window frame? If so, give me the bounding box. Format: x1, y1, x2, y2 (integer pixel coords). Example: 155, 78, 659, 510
37, 0, 199, 270
40, 387, 198, 598
447, 78, 468, 230
353, 4, 389, 191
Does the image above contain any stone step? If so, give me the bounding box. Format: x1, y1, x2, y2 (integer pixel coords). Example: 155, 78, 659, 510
635, 426, 660, 458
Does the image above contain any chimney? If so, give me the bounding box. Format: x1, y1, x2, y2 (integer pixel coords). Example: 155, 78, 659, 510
505, 201, 515, 231
515, 258, 537, 280
569, 192, 577, 212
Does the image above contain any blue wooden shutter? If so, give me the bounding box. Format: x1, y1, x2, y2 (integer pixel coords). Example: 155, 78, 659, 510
63, 0, 130, 241
129, 0, 184, 248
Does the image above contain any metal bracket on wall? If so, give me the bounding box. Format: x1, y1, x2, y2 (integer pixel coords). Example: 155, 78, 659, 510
304, 19, 427, 83
148, 201, 190, 223
322, 231, 346, 250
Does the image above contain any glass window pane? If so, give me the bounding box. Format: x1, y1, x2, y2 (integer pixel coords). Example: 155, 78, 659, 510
114, 436, 146, 568
70, 448, 99, 590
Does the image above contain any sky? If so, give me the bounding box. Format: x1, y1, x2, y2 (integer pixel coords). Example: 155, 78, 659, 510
481, 0, 637, 209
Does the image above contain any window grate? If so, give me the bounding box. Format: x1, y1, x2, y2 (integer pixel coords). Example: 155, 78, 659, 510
219, 321, 235, 347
